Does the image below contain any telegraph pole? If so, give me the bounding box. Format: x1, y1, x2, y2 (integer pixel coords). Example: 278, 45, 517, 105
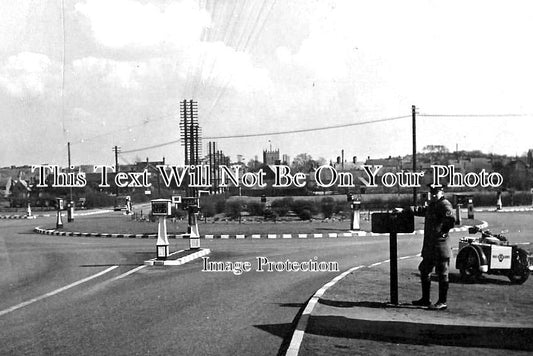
67, 142, 72, 201
112, 145, 121, 196
412, 105, 417, 206
179, 100, 201, 197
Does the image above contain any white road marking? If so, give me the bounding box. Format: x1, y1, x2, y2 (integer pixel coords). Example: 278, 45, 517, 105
0, 266, 119, 317
286, 265, 364, 356
109, 265, 147, 281
286, 253, 423, 356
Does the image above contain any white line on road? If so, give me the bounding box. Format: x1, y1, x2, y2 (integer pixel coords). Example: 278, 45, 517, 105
286, 265, 365, 356
286, 253, 424, 356
0, 266, 118, 317
109, 265, 147, 281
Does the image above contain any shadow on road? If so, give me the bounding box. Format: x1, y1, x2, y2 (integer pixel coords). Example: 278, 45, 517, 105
318, 299, 423, 310
79, 264, 141, 267
305, 312, 533, 351
254, 322, 294, 339
277, 302, 305, 308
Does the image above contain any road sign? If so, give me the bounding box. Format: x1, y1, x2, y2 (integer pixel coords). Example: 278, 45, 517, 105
151, 199, 172, 216
371, 209, 415, 305
181, 197, 198, 210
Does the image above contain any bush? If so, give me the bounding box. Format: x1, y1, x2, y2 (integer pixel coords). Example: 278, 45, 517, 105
291, 199, 317, 220
200, 199, 216, 218
299, 208, 312, 220
215, 199, 226, 214
225, 199, 244, 219
320, 197, 336, 218
263, 208, 278, 221
247, 201, 265, 216
170, 206, 186, 219
271, 197, 294, 217
84, 189, 115, 208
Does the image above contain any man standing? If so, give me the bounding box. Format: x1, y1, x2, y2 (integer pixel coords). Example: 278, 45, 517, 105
412, 185, 455, 310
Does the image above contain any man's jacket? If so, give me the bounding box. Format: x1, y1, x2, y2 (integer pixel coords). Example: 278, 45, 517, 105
414, 197, 456, 259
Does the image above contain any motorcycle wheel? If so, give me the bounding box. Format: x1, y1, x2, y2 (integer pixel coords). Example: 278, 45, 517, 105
460, 248, 481, 282
507, 248, 530, 284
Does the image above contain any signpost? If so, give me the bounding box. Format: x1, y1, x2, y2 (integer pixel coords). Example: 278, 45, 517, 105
188, 204, 200, 249
67, 200, 74, 222
347, 192, 362, 231
467, 198, 474, 219
56, 198, 64, 229
351, 200, 361, 231
179, 196, 202, 249
151, 199, 172, 259
371, 209, 415, 305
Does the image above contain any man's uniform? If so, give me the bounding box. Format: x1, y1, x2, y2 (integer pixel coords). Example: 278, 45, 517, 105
413, 194, 455, 309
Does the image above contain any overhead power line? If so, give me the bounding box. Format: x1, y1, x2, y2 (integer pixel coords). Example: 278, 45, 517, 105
120, 114, 410, 154
419, 113, 530, 118
204, 115, 410, 139
69, 113, 176, 145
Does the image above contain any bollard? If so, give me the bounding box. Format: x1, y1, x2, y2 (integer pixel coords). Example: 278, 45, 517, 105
26, 203, 32, 217
188, 205, 200, 249
56, 198, 64, 228
467, 199, 474, 219
56, 210, 63, 229
350, 201, 361, 231
156, 216, 169, 259
455, 204, 462, 225
151, 199, 172, 259
67, 201, 74, 222
496, 191, 502, 210
126, 197, 132, 215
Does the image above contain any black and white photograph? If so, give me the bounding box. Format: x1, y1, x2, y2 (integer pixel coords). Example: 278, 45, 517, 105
1, 1, 532, 355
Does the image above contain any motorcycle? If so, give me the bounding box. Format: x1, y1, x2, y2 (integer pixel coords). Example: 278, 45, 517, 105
455, 226, 531, 284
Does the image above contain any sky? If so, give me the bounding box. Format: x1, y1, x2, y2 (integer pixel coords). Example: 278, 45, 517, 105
1, 0, 532, 167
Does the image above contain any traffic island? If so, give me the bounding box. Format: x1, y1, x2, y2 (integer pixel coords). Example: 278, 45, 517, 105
144, 248, 210, 266
1, 214, 36, 219
299, 255, 533, 354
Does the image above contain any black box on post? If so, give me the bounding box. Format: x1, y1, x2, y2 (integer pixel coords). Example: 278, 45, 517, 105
371, 209, 415, 234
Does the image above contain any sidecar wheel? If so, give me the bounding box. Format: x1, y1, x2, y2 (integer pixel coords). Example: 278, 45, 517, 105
460, 249, 481, 282
508, 249, 530, 284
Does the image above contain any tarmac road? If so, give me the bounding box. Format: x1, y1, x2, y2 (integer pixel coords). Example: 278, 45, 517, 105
1, 210, 524, 355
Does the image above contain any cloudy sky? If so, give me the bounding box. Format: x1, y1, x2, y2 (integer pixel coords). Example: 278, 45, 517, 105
1, 0, 532, 167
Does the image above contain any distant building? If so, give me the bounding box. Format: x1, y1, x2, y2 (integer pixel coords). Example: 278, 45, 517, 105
263, 148, 280, 165
449, 157, 492, 173
365, 156, 403, 172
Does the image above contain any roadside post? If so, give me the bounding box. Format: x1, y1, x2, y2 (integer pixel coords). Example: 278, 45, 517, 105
151, 199, 172, 259
371, 209, 414, 305
67, 200, 74, 222
181, 197, 201, 249
125, 196, 132, 215
26, 203, 32, 218
171, 195, 181, 218
351, 200, 361, 230
188, 204, 200, 249
56, 198, 64, 229
455, 204, 462, 225
467, 198, 474, 219
347, 193, 361, 231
